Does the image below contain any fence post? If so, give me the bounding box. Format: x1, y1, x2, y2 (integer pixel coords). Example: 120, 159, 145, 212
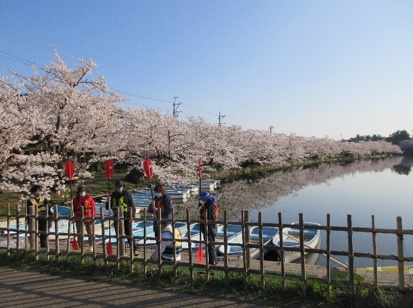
326, 214, 331, 288
129, 206, 135, 273
143, 208, 148, 275
100, 207, 108, 266
117, 207, 125, 267
299, 213, 306, 295
15, 204, 23, 252
186, 210, 193, 282
6, 204, 11, 256
241, 210, 248, 286
223, 210, 229, 286
53, 205, 60, 262
278, 212, 285, 289
28, 206, 36, 252
258, 212, 265, 288
396, 216, 405, 293
347, 215, 354, 297
245, 210, 250, 271
371, 215, 378, 288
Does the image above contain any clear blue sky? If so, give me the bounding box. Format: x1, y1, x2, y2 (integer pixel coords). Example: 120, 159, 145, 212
1, 1, 413, 139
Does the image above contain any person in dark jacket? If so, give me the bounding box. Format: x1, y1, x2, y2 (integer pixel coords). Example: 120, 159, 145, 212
198, 191, 219, 265
148, 183, 173, 238
27, 185, 51, 248
108, 180, 138, 255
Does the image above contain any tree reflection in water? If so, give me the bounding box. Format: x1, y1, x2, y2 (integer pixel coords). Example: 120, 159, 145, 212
177, 156, 411, 223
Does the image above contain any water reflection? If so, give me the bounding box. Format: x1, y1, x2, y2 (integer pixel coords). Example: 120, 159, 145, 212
215, 156, 405, 221
176, 156, 413, 268
392, 155, 413, 175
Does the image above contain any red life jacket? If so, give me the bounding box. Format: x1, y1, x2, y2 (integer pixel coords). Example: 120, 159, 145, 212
73, 195, 95, 220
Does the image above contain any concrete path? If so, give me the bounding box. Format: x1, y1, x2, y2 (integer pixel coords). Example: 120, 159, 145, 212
0, 265, 304, 308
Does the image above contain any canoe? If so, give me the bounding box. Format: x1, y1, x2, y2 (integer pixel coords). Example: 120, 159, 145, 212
217, 226, 279, 259
273, 222, 321, 263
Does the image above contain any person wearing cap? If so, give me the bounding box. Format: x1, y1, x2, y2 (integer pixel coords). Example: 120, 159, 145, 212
26, 185, 51, 248
148, 183, 173, 238
108, 180, 139, 255
151, 221, 182, 261
73, 184, 96, 250
198, 191, 219, 265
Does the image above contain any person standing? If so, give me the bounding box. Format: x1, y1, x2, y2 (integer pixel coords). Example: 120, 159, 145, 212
72, 184, 96, 251
108, 180, 138, 255
198, 191, 219, 265
148, 183, 173, 238
151, 221, 182, 261
27, 185, 51, 248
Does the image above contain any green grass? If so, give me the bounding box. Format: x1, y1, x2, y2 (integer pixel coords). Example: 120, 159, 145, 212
1, 251, 412, 307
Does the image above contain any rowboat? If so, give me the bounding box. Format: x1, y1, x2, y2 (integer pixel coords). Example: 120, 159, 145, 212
273, 222, 321, 263
134, 221, 188, 246
181, 223, 243, 250
217, 226, 279, 259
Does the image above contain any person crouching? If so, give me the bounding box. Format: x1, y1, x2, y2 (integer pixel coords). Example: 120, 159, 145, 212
151, 221, 182, 261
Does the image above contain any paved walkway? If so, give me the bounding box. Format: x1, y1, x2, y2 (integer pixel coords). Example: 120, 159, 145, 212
0, 265, 306, 308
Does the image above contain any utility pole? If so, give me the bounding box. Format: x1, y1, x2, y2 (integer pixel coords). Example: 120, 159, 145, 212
218, 111, 226, 126
173, 97, 181, 118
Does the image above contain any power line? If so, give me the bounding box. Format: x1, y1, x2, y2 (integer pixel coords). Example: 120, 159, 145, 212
0, 50, 37, 67
0, 49, 223, 121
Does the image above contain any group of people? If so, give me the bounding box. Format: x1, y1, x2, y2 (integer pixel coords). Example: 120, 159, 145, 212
27, 181, 220, 265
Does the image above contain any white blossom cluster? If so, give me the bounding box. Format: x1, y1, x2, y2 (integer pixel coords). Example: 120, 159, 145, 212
0, 50, 402, 195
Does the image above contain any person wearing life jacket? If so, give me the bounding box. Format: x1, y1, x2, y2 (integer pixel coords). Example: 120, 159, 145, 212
151, 221, 182, 261
108, 180, 139, 255
26, 185, 51, 248
148, 183, 173, 238
72, 184, 96, 250
199, 191, 219, 265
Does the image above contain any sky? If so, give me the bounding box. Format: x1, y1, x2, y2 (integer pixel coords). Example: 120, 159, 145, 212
1, 0, 413, 140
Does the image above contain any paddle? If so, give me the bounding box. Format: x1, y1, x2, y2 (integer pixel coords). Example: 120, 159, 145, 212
143, 158, 154, 199
104, 159, 114, 255
64, 160, 78, 250
197, 157, 204, 264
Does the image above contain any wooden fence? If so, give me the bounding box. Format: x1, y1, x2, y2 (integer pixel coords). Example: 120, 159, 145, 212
1, 204, 412, 295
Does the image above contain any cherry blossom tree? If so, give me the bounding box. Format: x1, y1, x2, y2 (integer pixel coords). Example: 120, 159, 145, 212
0, 50, 403, 194
1, 50, 126, 194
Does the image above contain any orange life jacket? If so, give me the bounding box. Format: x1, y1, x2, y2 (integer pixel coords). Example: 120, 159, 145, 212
200, 201, 219, 221
74, 196, 94, 218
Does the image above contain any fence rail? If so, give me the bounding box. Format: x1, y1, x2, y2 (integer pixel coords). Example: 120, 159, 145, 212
1, 204, 412, 294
